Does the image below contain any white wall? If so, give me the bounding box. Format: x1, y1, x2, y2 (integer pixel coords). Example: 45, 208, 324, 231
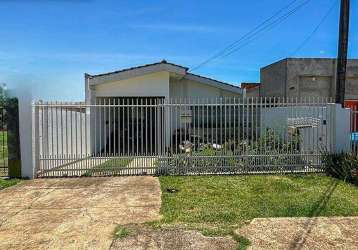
260, 104, 352, 154
169, 78, 239, 100
260, 106, 333, 154
332, 104, 351, 153
94, 71, 170, 99
89, 71, 241, 151
89, 71, 170, 152
169, 78, 240, 142
17, 92, 34, 179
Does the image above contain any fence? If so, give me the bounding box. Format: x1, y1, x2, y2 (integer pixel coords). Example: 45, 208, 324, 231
0, 101, 8, 177
351, 107, 358, 155
33, 97, 337, 177
0, 97, 21, 178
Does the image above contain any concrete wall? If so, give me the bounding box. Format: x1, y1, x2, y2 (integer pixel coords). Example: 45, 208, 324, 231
260, 59, 287, 97
260, 58, 358, 100
287, 59, 336, 98
15, 90, 34, 179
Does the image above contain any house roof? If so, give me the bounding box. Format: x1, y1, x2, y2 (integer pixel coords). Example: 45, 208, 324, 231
88, 60, 189, 78
86, 60, 242, 94
241, 82, 260, 89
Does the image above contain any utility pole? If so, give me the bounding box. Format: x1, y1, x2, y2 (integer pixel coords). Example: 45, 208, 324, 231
335, 0, 350, 106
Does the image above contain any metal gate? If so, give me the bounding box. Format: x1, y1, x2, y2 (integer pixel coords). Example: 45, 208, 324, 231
0, 95, 21, 177
33, 97, 336, 177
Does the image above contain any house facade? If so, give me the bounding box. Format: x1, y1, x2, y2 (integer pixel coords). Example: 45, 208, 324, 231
84, 60, 242, 154
85, 60, 242, 104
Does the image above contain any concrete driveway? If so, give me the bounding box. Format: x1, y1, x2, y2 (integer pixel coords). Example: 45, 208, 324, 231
236, 217, 358, 250
0, 177, 161, 250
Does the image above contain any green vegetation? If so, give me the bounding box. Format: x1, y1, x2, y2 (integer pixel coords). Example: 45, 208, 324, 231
323, 153, 358, 186
83, 158, 132, 176
113, 225, 132, 239
0, 131, 8, 164
153, 174, 358, 244
0, 178, 20, 190
157, 129, 304, 175
232, 234, 251, 250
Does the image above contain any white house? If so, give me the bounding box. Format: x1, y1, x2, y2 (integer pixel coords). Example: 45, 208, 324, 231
84, 60, 243, 155
85, 60, 242, 104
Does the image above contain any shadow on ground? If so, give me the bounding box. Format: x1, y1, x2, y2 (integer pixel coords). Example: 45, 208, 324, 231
290, 178, 339, 250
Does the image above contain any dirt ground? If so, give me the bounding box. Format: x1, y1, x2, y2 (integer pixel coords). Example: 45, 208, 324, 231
236, 217, 358, 250
110, 224, 237, 250
0, 177, 161, 250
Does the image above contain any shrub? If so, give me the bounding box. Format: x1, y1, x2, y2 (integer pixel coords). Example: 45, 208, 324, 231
323, 153, 358, 186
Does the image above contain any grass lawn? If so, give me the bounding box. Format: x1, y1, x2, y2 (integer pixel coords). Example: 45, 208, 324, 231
84, 158, 132, 176
0, 178, 20, 190
154, 174, 358, 237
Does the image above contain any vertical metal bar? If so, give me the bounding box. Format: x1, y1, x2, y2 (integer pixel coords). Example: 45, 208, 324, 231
40, 103, 44, 173
141, 98, 143, 155
98, 98, 102, 157
109, 98, 112, 156
173, 98, 177, 166
113, 98, 116, 156
74, 103, 78, 176
118, 98, 120, 159
149, 98, 153, 155
33, 103, 40, 178
211, 99, 214, 150
55, 102, 58, 167
136, 98, 139, 156
127, 98, 129, 157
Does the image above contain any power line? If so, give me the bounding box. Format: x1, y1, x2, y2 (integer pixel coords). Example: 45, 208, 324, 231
291, 0, 338, 56
190, 0, 312, 72
189, 0, 300, 72
220, 0, 313, 59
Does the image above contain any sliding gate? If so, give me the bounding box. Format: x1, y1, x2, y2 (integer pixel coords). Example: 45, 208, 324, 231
33, 97, 335, 177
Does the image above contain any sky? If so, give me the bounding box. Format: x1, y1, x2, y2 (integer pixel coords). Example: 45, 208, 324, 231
0, 0, 357, 101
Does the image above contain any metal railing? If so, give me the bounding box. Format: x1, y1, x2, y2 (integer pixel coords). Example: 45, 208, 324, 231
33, 97, 335, 177
0, 102, 7, 177
351, 108, 358, 155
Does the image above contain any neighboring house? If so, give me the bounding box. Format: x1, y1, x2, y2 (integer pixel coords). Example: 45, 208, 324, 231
260, 58, 358, 102
85, 60, 242, 104
241, 82, 260, 97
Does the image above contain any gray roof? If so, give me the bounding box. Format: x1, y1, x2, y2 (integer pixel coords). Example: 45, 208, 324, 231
86, 60, 242, 94
87, 60, 188, 78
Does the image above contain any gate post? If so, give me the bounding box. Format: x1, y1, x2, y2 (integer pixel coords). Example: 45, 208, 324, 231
6, 98, 21, 178
9, 87, 35, 179
32, 102, 40, 178
330, 104, 351, 153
